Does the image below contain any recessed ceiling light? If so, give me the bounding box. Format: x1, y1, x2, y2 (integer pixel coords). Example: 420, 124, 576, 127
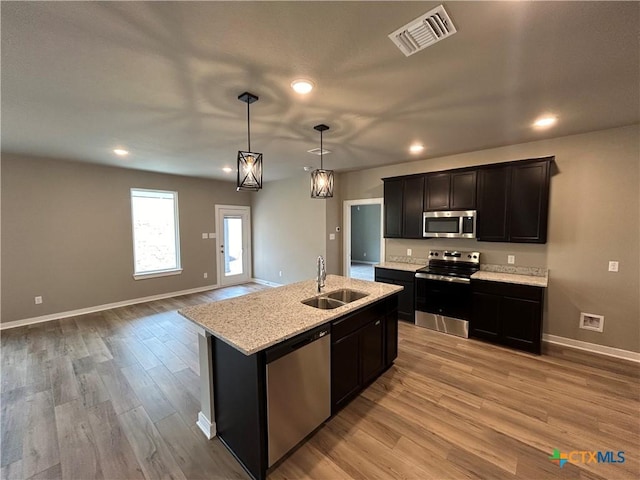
409, 144, 424, 154
113, 149, 129, 156
533, 115, 557, 128
222, 167, 233, 173
291, 79, 315, 94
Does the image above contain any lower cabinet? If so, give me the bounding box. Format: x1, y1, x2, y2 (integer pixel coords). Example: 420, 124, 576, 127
374, 267, 415, 322
331, 294, 398, 413
470, 279, 544, 354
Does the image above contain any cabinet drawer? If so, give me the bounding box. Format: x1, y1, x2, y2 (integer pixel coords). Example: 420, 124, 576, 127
331, 301, 386, 341
375, 268, 415, 283
471, 279, 544, 302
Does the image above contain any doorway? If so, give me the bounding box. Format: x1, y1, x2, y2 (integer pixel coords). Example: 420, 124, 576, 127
343, 198, 384, 280
215, 205, 252, 286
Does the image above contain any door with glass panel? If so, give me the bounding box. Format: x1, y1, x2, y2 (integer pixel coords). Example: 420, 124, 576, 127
215, 205, 251, 286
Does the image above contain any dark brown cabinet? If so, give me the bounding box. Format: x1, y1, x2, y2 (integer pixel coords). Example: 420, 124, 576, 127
383, 178, 404, 238
477, 158, 551, 243
402, 176, 425, 238
383, 176, 424, 238
374, 267, 414, 322
425, 170, 477, 211
331, 294, 398, 413
470, 279, 544, 354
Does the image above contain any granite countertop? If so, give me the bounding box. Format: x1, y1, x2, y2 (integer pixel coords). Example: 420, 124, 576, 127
375, 262, 425, 272
471, 270, 548, 288
179, 275, 403, 355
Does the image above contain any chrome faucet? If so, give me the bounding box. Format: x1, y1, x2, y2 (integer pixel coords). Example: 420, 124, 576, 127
317, 255, 326, 293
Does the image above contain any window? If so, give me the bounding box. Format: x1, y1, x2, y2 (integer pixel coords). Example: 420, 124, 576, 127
130, 188, 181, 279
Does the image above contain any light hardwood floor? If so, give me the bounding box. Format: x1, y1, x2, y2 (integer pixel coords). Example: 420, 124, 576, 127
1, 284, 638, 480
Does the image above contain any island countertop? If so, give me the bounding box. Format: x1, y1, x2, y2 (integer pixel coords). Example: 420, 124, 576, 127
179, 274, 403, 355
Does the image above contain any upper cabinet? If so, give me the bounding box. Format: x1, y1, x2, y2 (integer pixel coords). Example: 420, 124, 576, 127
383, 157, 552, 243
477, 158, 552, 243
383, 175, 424, 238
424, 170, 477, 211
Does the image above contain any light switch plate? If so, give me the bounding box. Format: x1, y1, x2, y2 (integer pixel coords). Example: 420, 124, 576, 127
208, 233, 216, 239
508, 255, 515, 264
608, 261, 619, 272
34, 296, 43, 304
329, 233, 335, 240
202, 233, 208, 239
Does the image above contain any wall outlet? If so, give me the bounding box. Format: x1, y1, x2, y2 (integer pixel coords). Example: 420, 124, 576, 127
363, 252, 367, 257
407, 249, 412, 256
34, 296, 43, 305
279, 270, 283, 277
203, 272, 208, 279
608, 261, 619, 272
329, 233, 336, 240
507, 255, 515, 264
202, 233, 208, 239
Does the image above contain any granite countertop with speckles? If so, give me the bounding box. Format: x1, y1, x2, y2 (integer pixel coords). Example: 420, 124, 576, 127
179, 275, 403, 355
471, 270, 548, 288
375, 262, 426, 272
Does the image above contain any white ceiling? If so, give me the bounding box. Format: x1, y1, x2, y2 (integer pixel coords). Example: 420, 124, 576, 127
2, 1, 638, 182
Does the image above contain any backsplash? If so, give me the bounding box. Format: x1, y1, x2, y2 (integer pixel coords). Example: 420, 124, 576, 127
479, 264, 548, 277
388, 255, 429, 265
386, 255, 548, 278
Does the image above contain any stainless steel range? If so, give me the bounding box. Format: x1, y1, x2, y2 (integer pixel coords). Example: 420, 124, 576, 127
414, 250, 480, 338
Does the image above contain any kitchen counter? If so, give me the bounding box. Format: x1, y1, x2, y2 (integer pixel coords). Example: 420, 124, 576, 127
180, 274, 402, 355
471, 270, 548, 288
375, 262, 426, 272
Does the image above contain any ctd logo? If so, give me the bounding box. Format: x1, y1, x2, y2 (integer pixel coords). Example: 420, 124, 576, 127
549, 449, 625, 468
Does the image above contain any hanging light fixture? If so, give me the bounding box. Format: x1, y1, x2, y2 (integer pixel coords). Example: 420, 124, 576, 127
236, 92, 262, 191
310, 124, 334, 199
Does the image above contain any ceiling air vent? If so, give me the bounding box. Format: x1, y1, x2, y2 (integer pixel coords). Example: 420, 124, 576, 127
389, 4, 457, 57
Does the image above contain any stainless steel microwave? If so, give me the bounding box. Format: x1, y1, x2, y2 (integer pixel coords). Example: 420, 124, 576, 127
423, 210, 476, 238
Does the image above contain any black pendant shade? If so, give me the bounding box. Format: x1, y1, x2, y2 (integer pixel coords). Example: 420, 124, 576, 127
311, 124, 334, 198
237, 92, 263, 191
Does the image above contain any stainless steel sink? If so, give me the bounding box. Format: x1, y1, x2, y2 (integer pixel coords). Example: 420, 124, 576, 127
301, 289, 369, 310
324, 289, 368, 303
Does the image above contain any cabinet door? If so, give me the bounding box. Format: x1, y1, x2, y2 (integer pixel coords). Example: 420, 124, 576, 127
360, 318, 384, 385
384, 312, 398, 367
476, 167, 510, 241
450, 170, 477, 210
425, 173, 451, 210
396, 279, 415, 322
501, 296, 542, 354
509, 160, 550, 243
383, 179, 403, 238
331, 332, 360, 411
402, 176, 425, 238
470, 292, 501, 340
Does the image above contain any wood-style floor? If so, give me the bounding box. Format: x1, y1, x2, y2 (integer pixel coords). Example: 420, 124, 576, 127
1, 284, 638, 480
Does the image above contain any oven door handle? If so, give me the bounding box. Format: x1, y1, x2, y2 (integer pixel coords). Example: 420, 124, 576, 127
415, 272, 470, 284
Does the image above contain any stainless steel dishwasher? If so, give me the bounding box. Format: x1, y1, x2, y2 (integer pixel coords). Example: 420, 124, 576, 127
265, 325, 331, 467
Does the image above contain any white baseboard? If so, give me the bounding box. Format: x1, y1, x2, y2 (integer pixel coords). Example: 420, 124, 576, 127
251, 278, 282, 287
196, 411, 216, 439
1, 284, 221, 330
543, 334, 640, 363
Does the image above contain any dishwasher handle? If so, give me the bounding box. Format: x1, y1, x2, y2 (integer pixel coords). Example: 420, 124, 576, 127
265, 326, 330, 364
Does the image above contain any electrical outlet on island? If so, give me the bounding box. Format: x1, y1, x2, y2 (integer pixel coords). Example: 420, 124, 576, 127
507, 255, 515, 264
407, 249, 412, 256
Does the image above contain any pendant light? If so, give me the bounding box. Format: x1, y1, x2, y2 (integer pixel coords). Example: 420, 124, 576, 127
236, 92, 262, 191
310, 124, 334, 198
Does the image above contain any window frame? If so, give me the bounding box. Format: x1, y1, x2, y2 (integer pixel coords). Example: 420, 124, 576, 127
130, 188, 183, 280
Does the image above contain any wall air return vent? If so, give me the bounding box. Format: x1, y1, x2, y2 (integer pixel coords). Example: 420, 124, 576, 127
389, 4, 457, 57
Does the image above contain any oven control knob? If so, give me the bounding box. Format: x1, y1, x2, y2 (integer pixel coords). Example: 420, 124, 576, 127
433, 252, 438, 256
467, 254, 471, 258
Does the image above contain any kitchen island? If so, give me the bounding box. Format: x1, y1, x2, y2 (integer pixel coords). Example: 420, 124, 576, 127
180, 275, 402, 480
